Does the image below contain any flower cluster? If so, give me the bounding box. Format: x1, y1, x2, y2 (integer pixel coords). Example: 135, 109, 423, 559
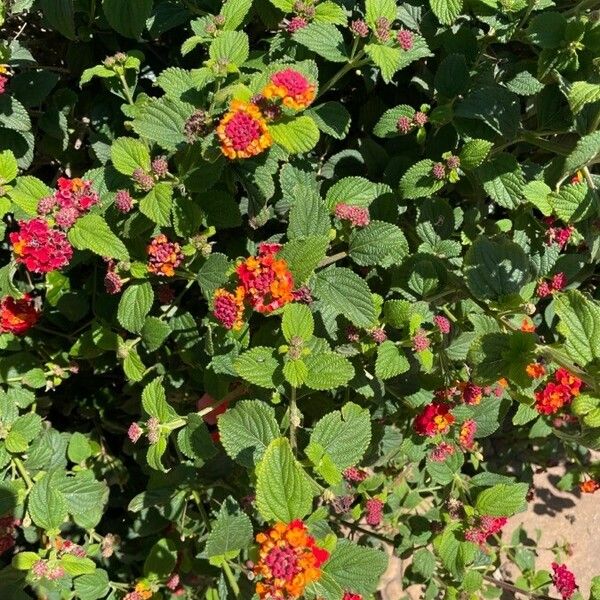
459, 420, 477, 450
217, 100, 273, 159
526, 362, 546, 379
432, 153, 461, 183
545, 217, 574, 249
10, 218, 73, 273
579, 479, 600, 493
147, 234, 184, 277
413, 401, 455, 437
0, 515, 20, 555
37, 177, 99, 229
213, 244, 294, 329
534, 368, 582, 415
123, 582, 153, 600
343, 593, 362, 600
334, 203, 370, 227
464, 515, 507, 547
0, 295, 39, 335
537, 272, 567, 297
31, 560, 65, 581
0, 66, 9, 95
263, 68, 316, 110
365, 498, 384, 526
254, 520, 329, 599
434, 315, 451, 334
551, 563, 577, 600
430, 442, 455, 462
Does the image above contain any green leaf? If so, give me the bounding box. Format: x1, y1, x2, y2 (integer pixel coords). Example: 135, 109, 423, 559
527, 12, 567, 48
146, 436, 168, 471
270, 116, 320, 154
478, 154, 525, 209
563, 131, 600, 175
205, 501, 253, 566
455, 86, 520, 139
399, 159, 445, 200
554, 290, 600, 366
197, 253, 231, 300
67, 432, 92, 464
375, 341, 410, 379
0, 150, 18, 184
282, 304, 314, 342
234, 347, 280, 389
568, 81, 600, 114
221, 0, 252, 30
280, 236, 329, 283
141, 377, 179, 422
505, 71, 544, 96
130, 97, 194, 152
292, 23, 348, 63
209, 31, 249, 67
459, 139, 493, 171
430, 0, 462, 25
140, 183, 173, 226
523, 180, 553, 216
218, 400, 279, 467
123, 347, 146, 382
475, 483, 529, 516
55, 470, 109, 529
102, 0, 153, 39
8, 176, 51, 215
412, 548, 436, 578
111, 137, 151, 176
309, 403, 371, 474
144, 538, 177, 578
255, 438, 314, 522
142, 317, 171, 352
304, 352, 355, 391
28, 472, 68, 531
549, 183, 596, 223
435, 54, 470, 98
283, 359, 308, 387
324, 539, 388, 596
314, 1, 347, 24
373, 105, 414, 138
306, 102, 351, 140
288, 187, 330, 239
39, 0, 76, 39
59, 554, 97, 577
325, 176, 384, 209
117, 283, 154, 334
74, 570, 110, 600
365, 0, 396, 25
177, 414, 216, 462
464, 237, 532, 301
80, 65, 116, 86
12, 552, 41, 571
349, 220, 409, 267
365, 43, 402, 84
314, 267, 376, 327
68, 214, 129, 261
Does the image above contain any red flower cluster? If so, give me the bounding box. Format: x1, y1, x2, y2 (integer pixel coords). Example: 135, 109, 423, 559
544, 217, 573, 249
10, 218, 73, 273
0, 66, 9, 95
217, 100, 273, 160
254, 520, 329, 599
459, 381, 483, 405
263, 68, 316, 110
534, 368, 582, 415
334, 203, 370, 227
537, 273, 567, 297
0, 515, 20, 555
430, 442, 455, 462
37, 177, 99, 229
343, 467, 368, 483
413, 401, 455, 437
343, 593, 362, 600
579, 479, 600, 493
551, 563, 577, 600
0, 295, 39, 335
147, 234, 184, 277
464, 515, 507, 547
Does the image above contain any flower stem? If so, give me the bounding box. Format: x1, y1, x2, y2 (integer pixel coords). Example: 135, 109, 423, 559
317, 251, 347, 269
222, 561, 241, 599
13, 457, 33, 491
482, 575, 554, 600
289, 386, 298, 454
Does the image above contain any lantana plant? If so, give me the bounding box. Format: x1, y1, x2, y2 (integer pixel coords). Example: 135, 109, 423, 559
0, 0, 599, 599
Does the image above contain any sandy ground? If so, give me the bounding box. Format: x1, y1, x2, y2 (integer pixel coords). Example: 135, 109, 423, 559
378, 465, 599, 599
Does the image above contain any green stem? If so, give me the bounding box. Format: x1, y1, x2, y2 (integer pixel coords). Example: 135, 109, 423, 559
318, 52, 367, 98
564, 0, 600, 16
317, 251, 347, 269
118, 73, 135, 105
13, 457, 33, 491
289, 386, 298, 454
482, 575, 554, 600
222, 561, 241, 599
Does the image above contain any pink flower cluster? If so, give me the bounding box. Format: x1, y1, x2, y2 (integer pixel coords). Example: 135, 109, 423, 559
544, 217, 573, 249
552, 563, 578, 600
37, 177, 99, 230
537, 272, 567, 297
464, 515, 507, 547
365, 498, 384, 526
0, 516, 20, 555
434, 315, 451, 334
334, 203, 370, 227
397, 111, 428, 134
343, 467, 368, 483
430, 442, 455, 462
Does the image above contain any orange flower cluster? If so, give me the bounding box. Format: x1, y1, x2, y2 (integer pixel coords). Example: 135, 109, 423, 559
579, 479, 600, 494
262, 68, 316, 110
146, 234, 184, 277
217, 100, 272, 159
123, 582, 152, 600
0, 295, 39, 335
534, 368, 582, 415
254, 520, 329, 600
213, 244, 295, 330
526, 362, 546, 379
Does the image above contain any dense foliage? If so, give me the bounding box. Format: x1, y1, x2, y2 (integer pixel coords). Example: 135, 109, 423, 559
0, 0, 599, 599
